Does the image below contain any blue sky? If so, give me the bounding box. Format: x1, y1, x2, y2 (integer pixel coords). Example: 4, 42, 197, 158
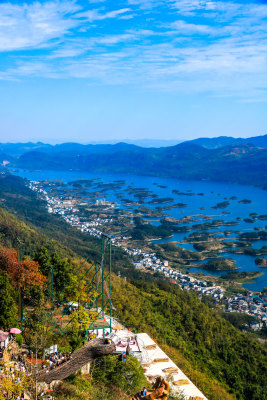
0, 0, 266, 144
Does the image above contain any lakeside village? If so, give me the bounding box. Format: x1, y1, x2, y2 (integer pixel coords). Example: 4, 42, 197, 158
29, 181, 267, 332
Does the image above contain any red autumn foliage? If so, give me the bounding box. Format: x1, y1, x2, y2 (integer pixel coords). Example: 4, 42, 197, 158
0, 247, 46, 289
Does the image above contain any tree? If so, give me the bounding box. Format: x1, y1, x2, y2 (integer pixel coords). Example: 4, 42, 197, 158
92, 354, 148, 394
34, 247, 71, 294
64, 274, 90, 305
0, 247, 46, 289
33, 246, 51, 276
65, 275, 98, 349
0, 271, 17, 330
0, 361, 32, 400
50, 252, 71, 294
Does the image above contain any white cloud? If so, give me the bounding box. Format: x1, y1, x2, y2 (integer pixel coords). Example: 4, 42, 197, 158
170, 20, 215, 35
0, 1, 81, 51
96, 33, 136, 44
171, 0, 267, 20
49, 46, 86, 58
127, 0, 164, 8
171, 0, 238, 15
0, 0, 266, 102
119, 14, 136, 19
76, 8, 131, 21
1, 60, 58, 80
0, 2, 132, 53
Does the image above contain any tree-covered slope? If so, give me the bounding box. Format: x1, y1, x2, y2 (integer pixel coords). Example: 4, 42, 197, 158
1, 202, 266, 400
112, 278, 267, 400
188, 134, 267, 149
0, 174, 266, 400
16, 142, 267, 188
0, 174, 132, 271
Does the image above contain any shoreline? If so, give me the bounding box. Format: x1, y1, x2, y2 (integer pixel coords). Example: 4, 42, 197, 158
148, 234, 174, 242
11, 169, 267, 292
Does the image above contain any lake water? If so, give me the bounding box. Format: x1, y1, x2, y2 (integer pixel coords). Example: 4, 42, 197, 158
12, 169, 267, 291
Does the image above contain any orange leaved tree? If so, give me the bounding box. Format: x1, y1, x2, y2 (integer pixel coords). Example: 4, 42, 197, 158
0, 247, 46, 289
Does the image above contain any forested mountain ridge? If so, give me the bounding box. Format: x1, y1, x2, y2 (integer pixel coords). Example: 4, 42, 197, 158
14, 142, 267, 189
0, 141, 139, 158
0, 174, 266, 400
1, 134, 267, 188
189, 134, 267, 149
0, 134, 266, 157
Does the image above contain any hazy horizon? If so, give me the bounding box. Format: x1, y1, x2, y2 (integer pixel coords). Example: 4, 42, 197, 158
0, 132, 266, 147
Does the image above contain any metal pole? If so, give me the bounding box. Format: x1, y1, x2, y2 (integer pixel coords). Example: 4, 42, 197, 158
30, 351, 33, 375
102, 237, 105, 320
51, 265, 54, 296
17, 239, 23, 325
109, 238, 112, 333
35, 335, 38, 400
95, 264, 98, 311
101, 236, 105, 338
20, 287, 23, 325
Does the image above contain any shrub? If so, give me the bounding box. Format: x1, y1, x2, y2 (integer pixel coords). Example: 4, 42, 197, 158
16, 334, 23, 347
92, 354, 148, 394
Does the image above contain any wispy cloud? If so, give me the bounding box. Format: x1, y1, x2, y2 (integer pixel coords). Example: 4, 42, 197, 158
127, 0, 164, 9
0, 3, 131, 52
0, 0, 266, 101
170, 0, 239, 16
169, 20, 215, 35
76, 8, 132, 22
0, 1, 81, 51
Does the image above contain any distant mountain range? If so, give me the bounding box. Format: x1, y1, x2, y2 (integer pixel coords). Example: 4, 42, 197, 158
89, 139, 184, 147
1, 134, 267, 189
0, 134, 266, 157
189, 134, 267, 149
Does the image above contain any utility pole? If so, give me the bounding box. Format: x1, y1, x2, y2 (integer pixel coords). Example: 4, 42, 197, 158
17, 238, 24, 325
30, 351, 33, 375
49, 265, 54, 296
33, 333, 39, 400
35, 343, 38, 400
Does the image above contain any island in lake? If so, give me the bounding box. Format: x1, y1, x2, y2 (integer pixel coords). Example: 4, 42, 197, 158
200, 258, 239, 271
255, 257, 267, 267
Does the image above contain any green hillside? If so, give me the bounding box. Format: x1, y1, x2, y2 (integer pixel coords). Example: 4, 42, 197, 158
0, 174, 266, 400
112, 278, 267, 400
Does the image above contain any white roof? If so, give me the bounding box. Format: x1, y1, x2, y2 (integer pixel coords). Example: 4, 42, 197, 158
136, 333, 208, 400
102, 316, 208, 400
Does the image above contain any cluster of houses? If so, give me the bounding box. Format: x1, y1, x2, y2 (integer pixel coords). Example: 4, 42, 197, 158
126, 248, 267, 326
125, 248, 224, 299
29, 181, 117, 241
226, 293, 267, 330
28, 180, 267, 331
